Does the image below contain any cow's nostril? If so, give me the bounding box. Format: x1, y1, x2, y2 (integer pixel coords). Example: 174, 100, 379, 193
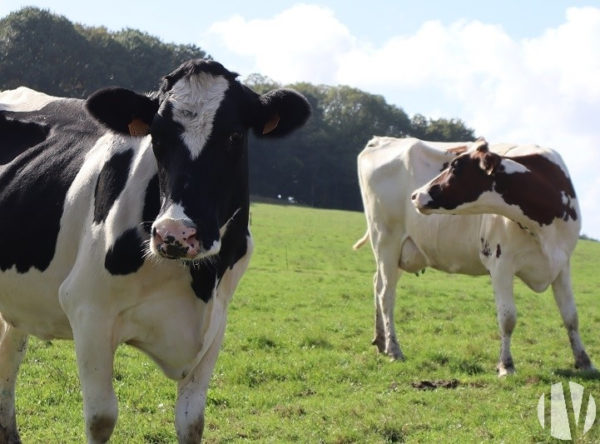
411, 192, 417, 201
183, 227, 197, 242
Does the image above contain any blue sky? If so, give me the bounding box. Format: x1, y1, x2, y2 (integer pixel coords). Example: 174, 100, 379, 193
2, 1, 600, 238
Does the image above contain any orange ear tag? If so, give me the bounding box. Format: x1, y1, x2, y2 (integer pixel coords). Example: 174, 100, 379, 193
128, 118, 150, 137
262, 114, 280, 135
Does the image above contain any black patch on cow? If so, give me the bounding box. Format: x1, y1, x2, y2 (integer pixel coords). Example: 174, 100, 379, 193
0, 99, 103, 273
0, 113, 50, 165
481, 240, 491, 257
104, 228, 146, 275
496, 244, 502, 258
93, 149, 134, 224
189, 212, 249, 303
142, 174, 160, 233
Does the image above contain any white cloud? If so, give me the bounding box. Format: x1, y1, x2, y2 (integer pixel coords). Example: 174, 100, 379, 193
208, 4, 600, 239
207, 4, 355, 84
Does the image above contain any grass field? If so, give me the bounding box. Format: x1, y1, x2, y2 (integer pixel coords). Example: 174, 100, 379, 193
15, 203, 600, 443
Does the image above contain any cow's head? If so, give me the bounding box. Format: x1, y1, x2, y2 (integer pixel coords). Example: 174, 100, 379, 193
411, 138, 502, 215
86, 59, 310, 261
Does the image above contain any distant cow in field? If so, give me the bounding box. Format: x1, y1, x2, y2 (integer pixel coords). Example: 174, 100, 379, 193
0, 59, 310, 443
354, 136, 593, 375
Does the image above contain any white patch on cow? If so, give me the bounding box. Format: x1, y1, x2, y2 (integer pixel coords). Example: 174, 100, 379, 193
156, 202, 189, 223
167, 73, 230, 160
202, 239, 222, 258
500, 158, 530, 175
450, 190, 516, 217
0, 86, 57, 112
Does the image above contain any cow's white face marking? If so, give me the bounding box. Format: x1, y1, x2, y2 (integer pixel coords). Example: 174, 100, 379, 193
167, 73, 230, 160
156, 202, 189, 222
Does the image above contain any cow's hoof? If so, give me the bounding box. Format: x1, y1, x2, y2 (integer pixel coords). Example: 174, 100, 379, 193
371, 336, 386, 354
386, 347, 405, 361
496, 362, 515, 377
576, 362, 597, 373
574, 352, 595, 372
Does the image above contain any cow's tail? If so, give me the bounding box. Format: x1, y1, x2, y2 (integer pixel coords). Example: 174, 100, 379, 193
352, 230, 370, 250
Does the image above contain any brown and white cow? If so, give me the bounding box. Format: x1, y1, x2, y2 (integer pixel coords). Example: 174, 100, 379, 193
354, 136, 593, 375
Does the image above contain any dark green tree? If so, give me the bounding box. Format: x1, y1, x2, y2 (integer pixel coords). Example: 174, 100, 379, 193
410, 113, 474, 141
0, 7, 476, 213
0, 7, 208, 97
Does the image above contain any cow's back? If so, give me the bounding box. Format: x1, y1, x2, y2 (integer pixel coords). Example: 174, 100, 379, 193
0, 89, 104, 273
0, 89, 112, 336
357, 137, 487, 274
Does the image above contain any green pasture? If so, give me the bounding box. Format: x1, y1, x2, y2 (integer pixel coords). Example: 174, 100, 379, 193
15, 203, 600, 443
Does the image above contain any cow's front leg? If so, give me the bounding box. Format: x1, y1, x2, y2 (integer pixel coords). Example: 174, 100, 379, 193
490, 268, 516, 376
70, 309, 118, 443
175, 320, 226, 443
0, 317, 28, 444
551, 265, 595, 371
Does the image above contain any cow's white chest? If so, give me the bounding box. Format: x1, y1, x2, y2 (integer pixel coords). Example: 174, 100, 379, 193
116, 237, 253, 380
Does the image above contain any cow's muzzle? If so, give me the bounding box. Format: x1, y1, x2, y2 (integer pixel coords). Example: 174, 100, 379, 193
411, 189, 433, 214
151, 218, 220, 260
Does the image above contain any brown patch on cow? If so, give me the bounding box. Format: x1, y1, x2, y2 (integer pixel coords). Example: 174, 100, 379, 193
495, 244, 501, 258
472, 142, 502, 175
425, 153, 495, 211
422, 144, 578, 227
494, 154, 578, 226
411, 379, 459, 390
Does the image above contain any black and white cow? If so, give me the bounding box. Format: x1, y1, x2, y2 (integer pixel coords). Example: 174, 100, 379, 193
0, 59, 310, 443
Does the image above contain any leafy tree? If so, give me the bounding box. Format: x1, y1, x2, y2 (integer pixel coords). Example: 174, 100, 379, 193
410, 113, 474, 141
0, 7, 476, 213
0, 7, 208, 97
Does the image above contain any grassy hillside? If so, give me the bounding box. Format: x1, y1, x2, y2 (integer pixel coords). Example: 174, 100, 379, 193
15, 203, 600, 442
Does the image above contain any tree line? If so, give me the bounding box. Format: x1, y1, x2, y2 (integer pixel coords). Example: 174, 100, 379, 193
0, 7, 475, 212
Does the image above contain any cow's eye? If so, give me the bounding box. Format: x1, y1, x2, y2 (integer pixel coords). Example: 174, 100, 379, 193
229, 132, 243, 147
450, 159, 462, 174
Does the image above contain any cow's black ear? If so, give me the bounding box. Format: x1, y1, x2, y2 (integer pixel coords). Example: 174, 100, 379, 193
86, 88, 159, 137
253, 89, 311, 138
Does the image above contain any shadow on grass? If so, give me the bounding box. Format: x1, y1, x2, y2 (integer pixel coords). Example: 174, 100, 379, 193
553, 368, 600, 380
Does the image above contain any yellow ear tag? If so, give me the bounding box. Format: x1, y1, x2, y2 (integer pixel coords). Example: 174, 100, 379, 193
128, 118, 150, 137
262, 114, 280, 135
